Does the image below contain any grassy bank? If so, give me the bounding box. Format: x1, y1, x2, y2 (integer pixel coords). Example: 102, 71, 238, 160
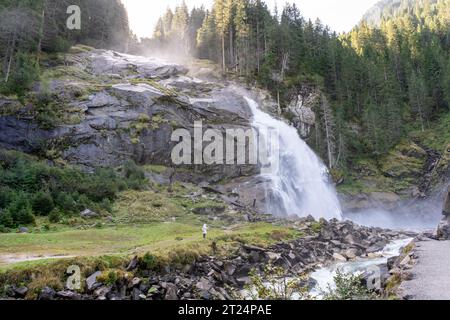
0, 221, 300, 270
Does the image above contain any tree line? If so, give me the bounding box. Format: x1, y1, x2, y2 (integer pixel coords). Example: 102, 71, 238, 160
0, 0, 130, 96
149, 0, 450, 169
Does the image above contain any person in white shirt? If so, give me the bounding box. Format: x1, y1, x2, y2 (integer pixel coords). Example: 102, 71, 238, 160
202, 224, 208, 239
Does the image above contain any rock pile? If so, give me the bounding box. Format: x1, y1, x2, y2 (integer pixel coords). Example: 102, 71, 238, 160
2, 218, 415, 300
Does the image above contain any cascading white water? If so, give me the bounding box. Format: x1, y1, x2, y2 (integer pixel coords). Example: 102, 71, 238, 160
245, 97, 343, 220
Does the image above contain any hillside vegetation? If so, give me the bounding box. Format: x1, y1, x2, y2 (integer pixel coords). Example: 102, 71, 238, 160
149, 0, 449, 185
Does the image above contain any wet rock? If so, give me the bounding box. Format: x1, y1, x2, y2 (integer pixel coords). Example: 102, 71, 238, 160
332, 253, 347, 262
344, 248, 359, 260
361, 264, 390, 290
387, 256, 398, 270
366, 241, 387, 254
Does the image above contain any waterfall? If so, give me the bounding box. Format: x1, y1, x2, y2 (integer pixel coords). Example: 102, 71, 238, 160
245, 97, 343, 220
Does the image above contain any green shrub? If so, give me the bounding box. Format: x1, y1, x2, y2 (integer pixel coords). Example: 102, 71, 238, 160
0, 52, 39, 98
0, 211, 14, 228
0, 224, 10, 233
6, 195, 35, 226
245, 265, 311, 300
32, 192, 55, 216
33, 92, 61, 130
53, 193, 76, 213
323, 269, 377, 300
0, 186, 14, 209
141, 253, 158, 270
48, 208, 62, 223
0, 150, 147, 228
122, 160, 147, 190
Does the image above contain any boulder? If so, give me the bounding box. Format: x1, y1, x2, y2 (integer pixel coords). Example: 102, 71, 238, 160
164, 283, 179, 300
223, 262, 236, 276
195, 278, 213, 292
56, 291, 82, 300
94, 286, 112, 299
444, 187, 450, 216
126, 256, 139, 271
436, 188, 450, 240
436, 216, 450, 240
38, 287, 56, 300
344, 248, 359, 260
18, 227, 29, 234
332, 253, 347, 262
80, 209, 99, 219
131, 287, 143, 300
86, 271, 102, 291
13, 286, 28, 298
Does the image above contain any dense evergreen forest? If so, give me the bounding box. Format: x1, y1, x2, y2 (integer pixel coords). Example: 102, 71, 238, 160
148, 0, 450, 170
0, 0, 449, 173
0, 0, 130, 96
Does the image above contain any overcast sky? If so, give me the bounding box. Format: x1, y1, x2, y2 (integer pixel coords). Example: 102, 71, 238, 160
121, 0, 380, 39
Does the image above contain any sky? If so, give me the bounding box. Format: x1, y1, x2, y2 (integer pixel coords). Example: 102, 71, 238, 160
121, 0, 380, 39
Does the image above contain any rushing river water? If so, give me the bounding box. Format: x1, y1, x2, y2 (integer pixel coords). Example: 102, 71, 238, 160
243, 96, 420, 299
308, 237, 413, 299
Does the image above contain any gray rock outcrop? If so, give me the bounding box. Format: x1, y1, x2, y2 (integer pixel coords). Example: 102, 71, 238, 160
286, 90, 318, 139
0, 48, 260, 183
436, 187, 450, 240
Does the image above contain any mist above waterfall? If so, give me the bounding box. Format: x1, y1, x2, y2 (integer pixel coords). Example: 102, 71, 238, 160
344, 193, 445, 231
245, 97, 343, 220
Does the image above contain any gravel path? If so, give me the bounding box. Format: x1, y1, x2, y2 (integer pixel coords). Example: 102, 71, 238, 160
399, 239, 450, 300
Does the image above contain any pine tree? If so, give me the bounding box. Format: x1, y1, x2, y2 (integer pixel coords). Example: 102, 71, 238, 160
214, 0, 232, 72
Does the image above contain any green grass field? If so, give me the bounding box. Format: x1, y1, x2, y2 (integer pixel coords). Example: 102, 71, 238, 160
0, 221, 299, 271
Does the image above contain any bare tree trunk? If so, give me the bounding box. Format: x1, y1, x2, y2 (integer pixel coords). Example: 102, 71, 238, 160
37, 7, 46, 63
256, 22, 260, 73
322, 96, 335, 169
221, 33, 226, 73
416, 93, 425, 132
229, 25, 234, 69
5, 33, 17, 83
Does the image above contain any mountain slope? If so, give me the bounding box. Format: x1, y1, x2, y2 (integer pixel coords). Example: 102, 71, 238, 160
362, 0, 440, 26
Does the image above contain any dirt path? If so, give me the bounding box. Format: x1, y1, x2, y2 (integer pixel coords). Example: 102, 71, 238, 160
0, 254, 75, 267
399, 239, 450, 300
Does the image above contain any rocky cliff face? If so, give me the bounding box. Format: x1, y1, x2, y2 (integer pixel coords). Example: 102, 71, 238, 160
285, 88, 318, 140
0, 46, 446, 217
0, 48, 260, 183
436, 187, 450, 240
